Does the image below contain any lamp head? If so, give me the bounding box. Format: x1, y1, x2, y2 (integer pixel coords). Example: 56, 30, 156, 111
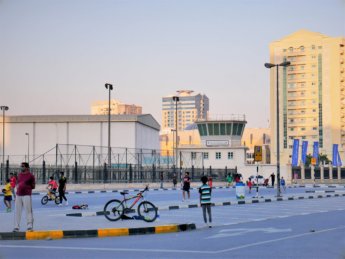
264, 63, 275, 69
25, 133, 29, 136
172, 96, 180, 102
105, 83, 113, 90
279, 61, 291, 67
0, 106, 9, 111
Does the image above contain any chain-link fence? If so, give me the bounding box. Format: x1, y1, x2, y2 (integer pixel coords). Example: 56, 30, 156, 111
0, 144, 237, 185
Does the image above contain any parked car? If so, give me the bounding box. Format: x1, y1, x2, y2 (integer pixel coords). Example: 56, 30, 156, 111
249, 175, 265, 185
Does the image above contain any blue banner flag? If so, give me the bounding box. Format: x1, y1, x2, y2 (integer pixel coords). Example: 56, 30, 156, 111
292, 139, 299, 166
313, 141, 319, 165
338, 151, 342, 167
333, 144, 342, 167
301, 141, 308, 165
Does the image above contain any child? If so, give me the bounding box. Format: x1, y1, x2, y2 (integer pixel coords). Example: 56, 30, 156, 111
247, 179, 253, 193
182, 172, 191, 202
226, 174, 233, 187
199, 175, 212, 228
10, 173, 17, 200
3, 179, 12, 212
281, 177, 286, 191
47, 176, 58, 199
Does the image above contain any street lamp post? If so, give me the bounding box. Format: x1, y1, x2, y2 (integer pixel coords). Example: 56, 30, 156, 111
264, 61, 290, 197
105, 83, 113, 171
172, 96, 179, 173
171, 129, 176, 167
25, 133, 30, 163
1, 106, 9, 183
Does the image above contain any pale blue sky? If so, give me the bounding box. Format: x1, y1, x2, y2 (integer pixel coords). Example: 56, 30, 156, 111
1, 0, 344, 127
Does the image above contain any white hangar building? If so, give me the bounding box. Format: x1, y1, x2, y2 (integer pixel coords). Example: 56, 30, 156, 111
1, 114, 160, 164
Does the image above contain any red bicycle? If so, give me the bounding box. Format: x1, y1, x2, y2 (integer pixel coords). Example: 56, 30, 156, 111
103, 186, 158, 222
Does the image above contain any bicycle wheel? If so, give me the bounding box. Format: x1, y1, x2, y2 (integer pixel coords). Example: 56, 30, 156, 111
41, 196, 48, 205
137, 201, 157, 222
55, 196, 60, 205
103, 199, 124, 221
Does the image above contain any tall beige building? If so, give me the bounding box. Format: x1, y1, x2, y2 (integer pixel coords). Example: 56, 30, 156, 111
162, 90, 209, 131
91, 100, 142, 115
268, 30, 345, 165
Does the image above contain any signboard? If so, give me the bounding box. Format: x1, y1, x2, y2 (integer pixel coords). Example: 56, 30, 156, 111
311, 157, 317, 166
206, 140, 229, 147
254, 146, 262, 162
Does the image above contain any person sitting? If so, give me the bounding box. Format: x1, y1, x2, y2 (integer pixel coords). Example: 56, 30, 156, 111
47, 176, 58, 199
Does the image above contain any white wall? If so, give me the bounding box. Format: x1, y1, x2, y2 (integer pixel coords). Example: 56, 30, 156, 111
3, 119, 159, 164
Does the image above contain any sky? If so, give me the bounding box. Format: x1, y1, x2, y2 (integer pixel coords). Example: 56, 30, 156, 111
0, 0, 344, 128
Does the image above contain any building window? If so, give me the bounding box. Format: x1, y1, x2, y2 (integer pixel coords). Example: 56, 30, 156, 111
191, 152, 196, 160
216, 152, 221, 160
228, 152, 234, 160
203, 152, 209, 160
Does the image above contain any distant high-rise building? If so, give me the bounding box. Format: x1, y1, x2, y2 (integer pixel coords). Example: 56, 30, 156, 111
269, 29, 345, 165
91, 100, 142, 115
162, 90, 209, 131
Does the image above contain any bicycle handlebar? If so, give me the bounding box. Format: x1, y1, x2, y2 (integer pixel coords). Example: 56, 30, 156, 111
138, 185, 149, 195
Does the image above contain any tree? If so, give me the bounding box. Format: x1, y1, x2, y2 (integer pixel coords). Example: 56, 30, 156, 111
304, 153, 330, 167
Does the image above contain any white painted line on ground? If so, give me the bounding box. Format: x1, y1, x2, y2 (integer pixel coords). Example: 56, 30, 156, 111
0, 244, 212, 254
215, 225, 345, 254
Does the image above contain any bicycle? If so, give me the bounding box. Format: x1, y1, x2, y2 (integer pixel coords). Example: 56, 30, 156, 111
103, 186, 158, 222
41, 189, 60, 205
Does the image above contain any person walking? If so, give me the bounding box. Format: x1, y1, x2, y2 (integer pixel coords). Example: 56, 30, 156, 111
226, 174, 233, 187
182, 172, 191, 202
58, 171, 68, 206
247, 178, 253, 194
270, 173, 275, 187
281, 177, 286, 191
172, 173, 177, 188
160, 172, 164, 189
13, 162, 35, 232
199, 176, 212, 228
3, 178, 12, 212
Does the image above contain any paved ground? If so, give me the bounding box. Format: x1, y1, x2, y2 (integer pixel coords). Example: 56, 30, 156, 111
0, 197, 344, 258
1, 185, 344, 232
0, 185, 344, 258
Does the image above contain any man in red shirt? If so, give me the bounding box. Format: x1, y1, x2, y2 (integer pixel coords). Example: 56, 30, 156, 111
13, 162, 35, 232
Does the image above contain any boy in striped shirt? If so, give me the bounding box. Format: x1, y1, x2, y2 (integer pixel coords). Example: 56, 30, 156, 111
199, 176, 212, 228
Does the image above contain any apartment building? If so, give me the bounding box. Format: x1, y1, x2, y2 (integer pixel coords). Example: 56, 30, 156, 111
91, 100, 142, 115
268, 29, 345, 165
161, 90, 209, 131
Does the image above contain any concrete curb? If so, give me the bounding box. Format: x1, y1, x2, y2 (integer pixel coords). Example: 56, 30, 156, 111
65, 192, 345, 217
0, 223, 196, 241
1, 184, 344, 197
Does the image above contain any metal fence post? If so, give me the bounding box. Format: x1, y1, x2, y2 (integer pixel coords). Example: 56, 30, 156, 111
5, 159, 9, 180
42, 160, 46, 184
129, 163, 133, 183
103, 162, 107, 183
